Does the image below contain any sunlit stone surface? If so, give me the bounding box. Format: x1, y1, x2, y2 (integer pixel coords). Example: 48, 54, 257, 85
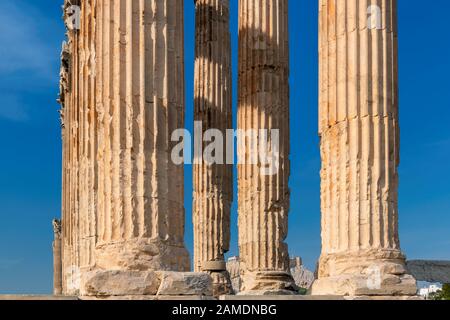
312, 0, 417, 296
193, 0, 233, 296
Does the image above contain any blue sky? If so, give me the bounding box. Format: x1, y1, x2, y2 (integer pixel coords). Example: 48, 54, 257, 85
0, 0, 449, 294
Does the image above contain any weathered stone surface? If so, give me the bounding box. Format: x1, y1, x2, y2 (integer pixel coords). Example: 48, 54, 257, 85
313, 252, 419, 296
407, 260, 450, 283
157, 272, 213, 296
80, 271, 161, 297
312, 273, 417, 297
210, 272, 234, 297
239, 272, 299, 296
94, 240, 190, 272
238, 271, 299, 295
203, 261, 228, 272
237, 0, 296, 295
93, 0, 189, 272
227, 256, 314, 294
312, 0, 417, 296
193, 0, 233, 296
59, 0, 95, 296
59, 0, 191, 296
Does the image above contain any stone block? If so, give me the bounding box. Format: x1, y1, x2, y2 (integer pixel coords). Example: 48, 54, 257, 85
157, 272, 213, 296
80, 270, 160, 297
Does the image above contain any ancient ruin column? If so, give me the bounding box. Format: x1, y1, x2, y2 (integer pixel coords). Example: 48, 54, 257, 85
58, 39, 70, 295
193, 0, 233, 295
237, 0, 296, 294
77, 0, 97, 276
59, 0, 81, 295
53, 219, 63, 296
59, 0, 97, 295
86, 0, 190, 288
312, 0, 417, 296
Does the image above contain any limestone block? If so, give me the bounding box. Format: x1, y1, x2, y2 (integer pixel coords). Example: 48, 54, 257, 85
312, 273, 417, 297
157, 272, 213, 296
239, 272, 299, 296
80, 271, 161, 297
227, 256, 315, 293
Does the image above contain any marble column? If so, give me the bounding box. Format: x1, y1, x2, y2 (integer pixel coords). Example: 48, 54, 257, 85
59, 0, 97, 295
237, 0, 296, 294
53, 219, 63, 296
193, 0, 233, 295
60, 0, 82, 296
312, 0, 417, 296
93, 0, 190, 274
77, 0, 97, 276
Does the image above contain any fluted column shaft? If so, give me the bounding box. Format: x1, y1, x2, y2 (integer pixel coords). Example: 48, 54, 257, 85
53, 220, 63, 296
60, 0, 82, 296
78, 0, 97, 276
313, 0, 416, 296
59, 0, 97, 295
94, 0, 189, 271
237, 0, 295, 294
193, 0, 233, 295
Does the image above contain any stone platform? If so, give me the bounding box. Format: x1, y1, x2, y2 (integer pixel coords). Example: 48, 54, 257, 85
80, 271, 212, 298
0, 295, 423, 301
0, 295, 78, 300
220, 295, 344, 300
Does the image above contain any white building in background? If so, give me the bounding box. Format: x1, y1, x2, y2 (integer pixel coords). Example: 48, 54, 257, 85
419, 284, 442, 299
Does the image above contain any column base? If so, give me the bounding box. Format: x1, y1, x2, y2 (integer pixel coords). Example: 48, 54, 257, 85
201, 261, 234, 296
80, 270, 213, 298
210, 271, 234, 296
239, 271, 298, 296
311, 274, 417, 296
312, 251, 418, 296
95, 239, 190, 272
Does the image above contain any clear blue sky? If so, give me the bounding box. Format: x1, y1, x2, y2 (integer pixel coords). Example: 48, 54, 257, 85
0, 0, 449, 294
